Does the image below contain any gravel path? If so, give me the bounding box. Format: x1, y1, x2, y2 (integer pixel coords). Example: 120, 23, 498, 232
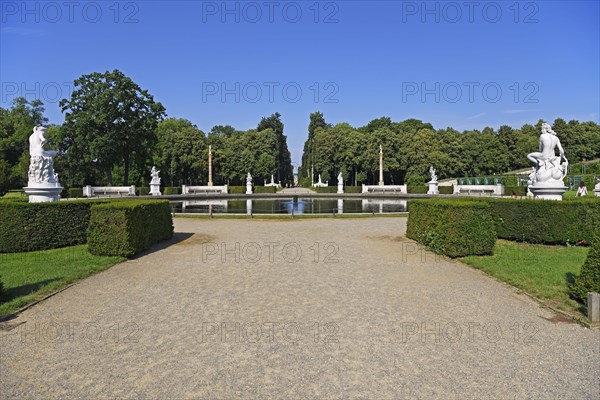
1, 217, 599, 399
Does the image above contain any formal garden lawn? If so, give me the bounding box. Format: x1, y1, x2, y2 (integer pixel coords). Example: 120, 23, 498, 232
0, 245, 123, 316
462, 240, 589, 312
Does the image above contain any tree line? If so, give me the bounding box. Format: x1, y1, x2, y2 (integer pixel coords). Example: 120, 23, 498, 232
299, 113, 600, 186
0, 70, 293, 193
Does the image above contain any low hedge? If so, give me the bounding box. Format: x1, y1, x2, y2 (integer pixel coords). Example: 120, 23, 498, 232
489, 198, 600, 245
407, 186, 428, 194
228, 186, 245, 194
407, 199, 496, 257
163, 187, 181, 195
255, 186, 277, 193
314, 187, 337, 193
0, 276, 3, 303
0, 200, 100, 252
569, 233, 600, 306
439, 186, 453, 195
135, 187, 150, 196
87, 200, 174, 257
68, 188, 84, 198
345, 186, 362, 193
505, 186, 527, 197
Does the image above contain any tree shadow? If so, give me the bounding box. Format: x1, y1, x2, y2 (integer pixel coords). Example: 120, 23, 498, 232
564, 272, 588, 316
2, 278, 62, 303
565, 272, 576, 286
130, 232, 195, 259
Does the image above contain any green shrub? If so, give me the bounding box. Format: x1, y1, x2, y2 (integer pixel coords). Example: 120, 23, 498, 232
407, 199, 496, 257
569, 234, 600, 305
489, 198, 600, 245
0, 201, 102, 253
135, 187, 150, 196
163, 187, 181, 195
504, 186, 527, 197
439, 186, 453, 195
407, 186, 428, 194
345, 186, 362, 193
68, 188, 84, 198
87, 200, 174, 257
255, 186, 277, 194
2, 190, 26, 199
405, 174, 425, 186
228, 186, 245, 194
0, 276, 3, 303
314, 186, 337, 193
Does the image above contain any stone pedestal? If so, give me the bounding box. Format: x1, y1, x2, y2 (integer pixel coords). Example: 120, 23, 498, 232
150, 183, 161, 196
588, 292, 600, 323
595, 189, 600, 197
246, 183, 252, 194
337, 183, 344, 194
427, 181, 439, 195
23, 186, 63, 203
528, 184, 567, 201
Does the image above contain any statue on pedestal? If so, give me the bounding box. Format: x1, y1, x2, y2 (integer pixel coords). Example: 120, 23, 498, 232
429, 166, 438, 183
150, 166, 161, 196
527, 122, 568, 200
23, 126, 63, 202
337, 172, 344, 194
246, 172, 253, 194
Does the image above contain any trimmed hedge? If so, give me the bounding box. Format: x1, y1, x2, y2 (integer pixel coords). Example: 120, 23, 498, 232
135, 187, 150, 196
255, 186, 277, 194
345, 186, 362, 193
0, 200, 100, 253
68, 188, 84, 198
0, 276, 3, 303
407, 199, 496, 257
228, 186, 245, 194
314, 186, 337, 193
569, 233, 600, 305
505, 186, 527, 197
163, 187, 181, 195
407, 186, 428, 194
439, 186, 453, 195
87, 200, 174, 257
489, 198, 600, 245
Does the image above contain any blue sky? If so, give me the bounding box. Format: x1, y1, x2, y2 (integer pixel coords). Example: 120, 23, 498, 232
1, 0, 599, 168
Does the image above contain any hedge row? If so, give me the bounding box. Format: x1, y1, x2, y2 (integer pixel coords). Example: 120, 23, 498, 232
407, 199, 496, 257
0, 200, 102, 252
163, 187, 181, 195
87, 200, 174, 257
505, 186, 528, 197
569, 233, 600, 305
489, 198, 600, 245
255, 186, 277, 194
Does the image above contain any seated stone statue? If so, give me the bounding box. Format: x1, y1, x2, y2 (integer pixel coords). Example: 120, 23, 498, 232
527, 122, 568, 186
28, 126, 59, 186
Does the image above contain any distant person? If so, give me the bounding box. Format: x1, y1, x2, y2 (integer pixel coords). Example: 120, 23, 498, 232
576, 181, 588, 196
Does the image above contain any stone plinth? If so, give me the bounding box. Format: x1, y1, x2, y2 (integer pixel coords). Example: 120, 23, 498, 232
23, 185, 63, 203
150, 183, 161, 196
427, 181, 439, 195
588, 292, 600, 322
337, 183, 344, 194
528, 183, 567, 201
246, 183, 253, 194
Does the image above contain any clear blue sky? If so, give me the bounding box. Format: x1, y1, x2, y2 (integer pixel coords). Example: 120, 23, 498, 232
1, 1, 599, 168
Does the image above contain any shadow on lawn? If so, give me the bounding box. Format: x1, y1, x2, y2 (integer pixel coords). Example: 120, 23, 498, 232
2, 278, 62, 303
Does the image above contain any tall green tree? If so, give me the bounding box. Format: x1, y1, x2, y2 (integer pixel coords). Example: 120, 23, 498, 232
58, 69, 166, 185
257, 112, 293, 184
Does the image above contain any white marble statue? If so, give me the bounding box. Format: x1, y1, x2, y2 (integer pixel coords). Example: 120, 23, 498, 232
429, 166, 438, 183
246, 172, 252, 185
150, 166, 161, 185
337, 172, 343, 185
527, 122, 568, 186
27, 126, 60, 186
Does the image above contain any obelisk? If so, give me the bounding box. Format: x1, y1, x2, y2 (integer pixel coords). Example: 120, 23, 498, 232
378, 145, 384, 186
208, 145, 213, 186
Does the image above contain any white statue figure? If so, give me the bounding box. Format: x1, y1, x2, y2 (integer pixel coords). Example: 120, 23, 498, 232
429, 166, 438, 183
337, 172, 343, 185
527, 122, 568, 186
246, 172, 252, 185
318, 174, 322, 184
27, 126, 59, 186
150, 166, 161, 185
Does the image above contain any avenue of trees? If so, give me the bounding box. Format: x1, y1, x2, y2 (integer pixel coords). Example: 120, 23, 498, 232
1, 69, 599, 194
299, 113, 600, 186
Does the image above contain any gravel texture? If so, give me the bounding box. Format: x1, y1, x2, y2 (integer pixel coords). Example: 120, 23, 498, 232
1, 217, 599, 399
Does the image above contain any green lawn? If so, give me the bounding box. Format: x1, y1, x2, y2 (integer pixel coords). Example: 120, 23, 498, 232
0, 245, 123, 316
462, 240, 589, 312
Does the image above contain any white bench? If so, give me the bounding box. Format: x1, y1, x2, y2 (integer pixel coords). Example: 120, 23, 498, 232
362, 184, 407, 194
181, 185, 228, 194
453, 184, 504, 196
83, 185, 136, 197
